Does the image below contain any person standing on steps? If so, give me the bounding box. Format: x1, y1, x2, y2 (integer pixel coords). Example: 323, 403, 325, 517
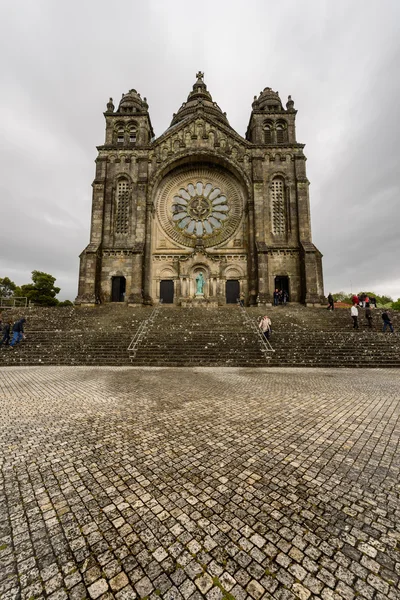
259, 315, 272, 340
9, 317, 26, 349
381, 310, 394, 333
351, 304, 359, 329
327, 293, 334, 311
365, 303, 373, 329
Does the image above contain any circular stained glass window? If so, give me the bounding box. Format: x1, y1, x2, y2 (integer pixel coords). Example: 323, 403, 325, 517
171, 182, 230, 237
156, 167, 243, 248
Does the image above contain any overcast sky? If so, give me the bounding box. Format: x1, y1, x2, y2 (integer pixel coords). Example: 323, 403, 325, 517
1, 0, 399, 301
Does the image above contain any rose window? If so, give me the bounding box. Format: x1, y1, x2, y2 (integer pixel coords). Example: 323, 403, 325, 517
171, 182, 230, 237
156, 168, 242, 248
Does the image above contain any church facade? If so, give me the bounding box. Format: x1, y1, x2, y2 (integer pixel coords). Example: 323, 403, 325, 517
76, 73, 324, 306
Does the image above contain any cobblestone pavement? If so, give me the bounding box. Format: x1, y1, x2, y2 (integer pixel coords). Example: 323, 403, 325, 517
1, 367, 399, 600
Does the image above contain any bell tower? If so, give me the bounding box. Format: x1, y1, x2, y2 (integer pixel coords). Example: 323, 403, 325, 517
246, 88, 323, 305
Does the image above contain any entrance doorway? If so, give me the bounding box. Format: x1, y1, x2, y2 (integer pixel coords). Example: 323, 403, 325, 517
226, 280, 240, 304
274, 276, 289, 300
160, 280, 174, 304
111, 276, 126, 302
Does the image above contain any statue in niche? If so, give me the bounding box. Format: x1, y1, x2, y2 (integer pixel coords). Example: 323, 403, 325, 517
195, 272, 205, 295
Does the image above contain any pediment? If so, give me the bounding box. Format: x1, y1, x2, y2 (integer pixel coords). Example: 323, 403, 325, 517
152, 112, 251, 154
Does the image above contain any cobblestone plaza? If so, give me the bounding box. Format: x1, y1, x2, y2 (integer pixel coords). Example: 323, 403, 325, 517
1, 367, 399, 600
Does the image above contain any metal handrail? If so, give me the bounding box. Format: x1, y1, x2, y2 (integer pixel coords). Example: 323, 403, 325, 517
127, 302, 162, 357
237, 301, 275, 354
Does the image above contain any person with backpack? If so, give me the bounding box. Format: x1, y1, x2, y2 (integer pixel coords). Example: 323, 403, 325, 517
365, 303, 373, 329
9, 318, 26, 348
381, 311, 394, 333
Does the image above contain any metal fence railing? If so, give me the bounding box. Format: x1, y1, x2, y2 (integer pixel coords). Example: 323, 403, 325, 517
127, 302, 162, 359
237, 300, 275, 357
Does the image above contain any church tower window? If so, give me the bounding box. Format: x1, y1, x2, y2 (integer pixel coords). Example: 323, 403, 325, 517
276, 121, 288, 143
264, 122, 273, 144
117, 127, 124, 144
271, 177, 286, 235
115, 179, 130, 234
129, 127, 137, 143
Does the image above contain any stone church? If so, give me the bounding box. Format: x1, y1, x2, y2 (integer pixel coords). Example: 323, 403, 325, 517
76, 73, 324, 306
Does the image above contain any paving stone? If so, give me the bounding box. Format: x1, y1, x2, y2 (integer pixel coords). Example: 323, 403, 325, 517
87, 578, 108, 599
1, 367, 400, 600
109, 572, 129, 592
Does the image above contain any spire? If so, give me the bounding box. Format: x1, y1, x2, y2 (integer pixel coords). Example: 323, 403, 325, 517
169, 72, 230, 128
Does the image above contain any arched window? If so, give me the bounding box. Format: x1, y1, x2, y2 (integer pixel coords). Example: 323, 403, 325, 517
115, 179, 130, 234
129, 126, 137, 144
117, 127, 124, 145
276, 122, 288, 143
270, 177, 286, 235
264, 122, 273, 144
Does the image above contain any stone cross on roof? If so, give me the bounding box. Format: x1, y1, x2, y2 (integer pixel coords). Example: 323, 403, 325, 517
196, 71, 204, 81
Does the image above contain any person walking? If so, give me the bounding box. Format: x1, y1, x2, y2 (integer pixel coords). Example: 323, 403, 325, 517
381, 310, 394, 333
273, 289, 279, 306
0, 320, 11, 347
259, 315, 272, 340
365, 303, 373, 329
351, 304, 359, 329
327, 293, 334, 311
9, 318, 26, 348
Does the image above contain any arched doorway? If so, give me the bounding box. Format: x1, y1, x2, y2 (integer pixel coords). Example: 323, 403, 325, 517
111, 276, 126, 302
160, 280, 174, 304
274, 276, 290, 300
226, 280, 240, 304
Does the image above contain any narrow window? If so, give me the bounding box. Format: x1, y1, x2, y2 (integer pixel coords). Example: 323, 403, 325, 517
271, 177, 286, 235
129, 128, 137, 143
116, 180, 130, 234
276, 122, 287, 143
264, 123, 272, 144
117, 128, 124, 144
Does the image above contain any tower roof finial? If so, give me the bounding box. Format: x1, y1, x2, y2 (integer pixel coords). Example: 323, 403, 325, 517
196, 71, 204, 81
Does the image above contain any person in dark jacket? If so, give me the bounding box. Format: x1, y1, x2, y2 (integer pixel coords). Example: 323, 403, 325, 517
9, 318, 26, 348
381, 311, 394, 333
0, 321, 11, 347
365, 303, 373, 329
327, 293, 334, 311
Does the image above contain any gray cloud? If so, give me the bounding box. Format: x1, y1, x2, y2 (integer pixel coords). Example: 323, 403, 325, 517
1, 0, 399, 300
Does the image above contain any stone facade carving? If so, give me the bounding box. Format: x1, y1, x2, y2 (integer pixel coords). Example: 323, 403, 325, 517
77, 75, 324, 306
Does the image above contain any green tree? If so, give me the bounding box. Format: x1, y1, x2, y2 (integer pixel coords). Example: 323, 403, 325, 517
332, 291, 352, 303
58, 300, 73, 307
20, 271, 60, 306
392, 298, 400, 311
0, 277, 17, 298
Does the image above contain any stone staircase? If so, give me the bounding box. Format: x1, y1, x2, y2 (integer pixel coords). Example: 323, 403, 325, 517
1, 303, 399, 368
0, 305, 152, 366
130, 306, 268, 367
248, 305, 400, 368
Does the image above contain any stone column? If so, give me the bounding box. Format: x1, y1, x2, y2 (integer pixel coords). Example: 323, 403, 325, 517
142, 199, 153, 303
128, 252, 143, 304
